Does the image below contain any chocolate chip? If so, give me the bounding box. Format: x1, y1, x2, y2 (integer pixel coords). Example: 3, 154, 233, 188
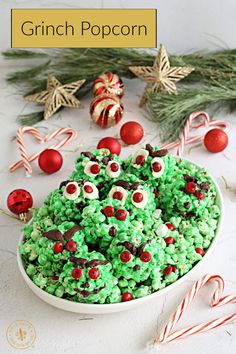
86, 259, 109, 268
183, 174, 198, 183
76, 201, 86, 211
83, 282, 90, 288
59, 180, 70, 189
185, 211, 196, 220
152, 149, 168, 157
145, 144, 153, 154
81, 151, 95, 160
96, 181, 107, 190
117, 241, 137, 256
184, 202, 191, 209
129, 210, 133, 216
141, 174, 148, 181
102, 156, 110, 165
200, 182, 210, 191
70, 256, 88, 268
109, 226, 116, 237
133, 265, 140, 271
136, 242, 148, 257
43, 230, 64, 242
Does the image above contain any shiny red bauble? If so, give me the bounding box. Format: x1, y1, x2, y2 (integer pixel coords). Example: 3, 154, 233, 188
7, 189, 33, 215
38, 149, 63, 174
120, 121, 144, 145
204, 129, 228, 153
97, 137, 121, 155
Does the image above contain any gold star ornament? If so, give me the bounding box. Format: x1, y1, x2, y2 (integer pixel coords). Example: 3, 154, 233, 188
25, 75, 86, 120
129, 44, 194, 106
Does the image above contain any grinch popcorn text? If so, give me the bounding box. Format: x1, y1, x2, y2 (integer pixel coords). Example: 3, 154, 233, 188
20, 21, 148, 39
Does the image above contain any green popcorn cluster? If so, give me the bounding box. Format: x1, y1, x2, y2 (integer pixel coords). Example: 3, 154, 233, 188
19, 145, 221, 304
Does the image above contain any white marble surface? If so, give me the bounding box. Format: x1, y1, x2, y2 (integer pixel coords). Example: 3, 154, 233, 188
1, 1, 236, 353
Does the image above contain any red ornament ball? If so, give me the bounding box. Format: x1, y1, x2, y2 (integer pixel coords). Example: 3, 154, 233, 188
38, 149, 63, 174
97, 137, 121, 155
7, 189, 33, 215
204, 128, 228, 153
90, 94, 124, 128
92, 72, 124, 98
120, 121, 144, 145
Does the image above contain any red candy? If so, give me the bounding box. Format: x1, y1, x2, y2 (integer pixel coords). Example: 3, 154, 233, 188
152, 162, 162, 172
90, 164, 100, 175
103, 206, 114, 217
66, 184, 77, 194
54, 242, 64, 253
166, 223, 175, 231
195, 190, 206, 200
110, 162, 119, 172
66, 241, 77, 252
88, 268, 100, 280
165, 237, 175, 245
115, 209, 127, 221
133, 192, 144, 203
185, 182, 197, 193
195, 248, 205, 256
84, 185, 93, 193
164, 265, 174, 275
135, 155, 145, 166
120, 251, 131, 263
113, 191, 123, 200
140, 251, 152, 263
122, 292, 133, 302
71, 267, 83, 279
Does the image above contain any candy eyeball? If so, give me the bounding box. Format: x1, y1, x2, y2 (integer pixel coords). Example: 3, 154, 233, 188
83, 181, 99, 200
109, 186, 128, 205
131, 190, 148, 208
151, 157, 165, 178
63, 182, 80, 200
106, 161, 121, 178
84, 161, 101, 177
132, 149, 149, 169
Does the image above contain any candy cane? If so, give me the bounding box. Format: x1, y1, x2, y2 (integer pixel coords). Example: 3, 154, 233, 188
150, 274, 236, 347
160, 112, 228, 156
9, 126, 77, 176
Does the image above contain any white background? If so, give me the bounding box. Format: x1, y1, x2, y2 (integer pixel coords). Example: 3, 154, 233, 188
1, 1, 236, 354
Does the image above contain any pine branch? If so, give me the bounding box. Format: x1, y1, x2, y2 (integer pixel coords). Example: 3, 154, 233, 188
146, 83, 236, 143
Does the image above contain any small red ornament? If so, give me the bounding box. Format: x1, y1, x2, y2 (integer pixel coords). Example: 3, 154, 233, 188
38, 149, 63, 174
54, 242, 64, 253
120, 121, 144, 145
140, 251, 152, 263
88, 268, 100, 280
115, 209, 127, 221
7, 189, 33, 216
204, 128, 228, 153
122, 292, 133, 302
71, 267, 83, 279
102, 206, 115, 217
185, 182, 197, 193
90, 94, 124, 128
97, 137, 121, 155
120, 251, 131, 263
92, 72, 125, 98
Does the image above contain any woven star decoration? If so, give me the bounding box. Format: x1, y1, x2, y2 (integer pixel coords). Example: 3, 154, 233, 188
129, 44, 194, 107
25, 75, 86, 120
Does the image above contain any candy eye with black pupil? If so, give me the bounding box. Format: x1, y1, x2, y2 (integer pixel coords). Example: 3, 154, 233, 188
63, 182, 80, 200
151, 157, 165, 178
132, 149, 149, 169
88, 268, 100, 279
109, 186, 128, 205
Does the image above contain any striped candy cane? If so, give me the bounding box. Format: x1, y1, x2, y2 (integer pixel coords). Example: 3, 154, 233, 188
150, 274, 236, 347
9, 126, 77, 176
160, 112, 228, 156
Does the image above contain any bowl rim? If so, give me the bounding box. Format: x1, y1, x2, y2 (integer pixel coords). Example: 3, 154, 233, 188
17, 157, 224, 312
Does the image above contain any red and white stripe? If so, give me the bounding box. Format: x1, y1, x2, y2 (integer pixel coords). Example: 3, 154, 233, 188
151, 274, 236, 346
160, 112, 228, 156
9, 126, 77, 176
90, 93, 124, 128
92, 72, 124, 98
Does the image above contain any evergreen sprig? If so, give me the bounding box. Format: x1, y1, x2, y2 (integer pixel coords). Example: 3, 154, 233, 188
2, 48, 236, 142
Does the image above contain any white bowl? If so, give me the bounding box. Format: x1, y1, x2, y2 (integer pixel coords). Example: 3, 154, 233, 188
17, 160, 224, 314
